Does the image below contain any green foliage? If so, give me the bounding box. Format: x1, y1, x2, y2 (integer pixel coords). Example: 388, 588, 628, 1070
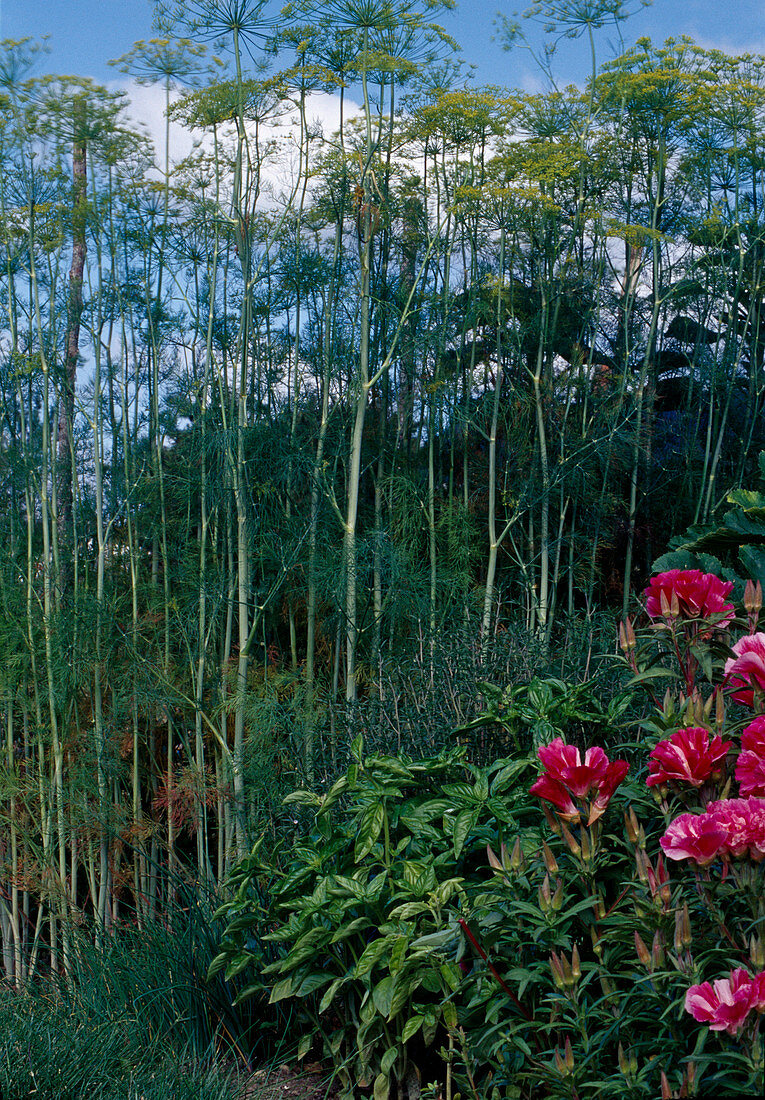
457, 675, 631, 753
211, 737, 534, 1098
0, 902, 246, 1099
213, 579, 765, 1098
653, 452, 765, 592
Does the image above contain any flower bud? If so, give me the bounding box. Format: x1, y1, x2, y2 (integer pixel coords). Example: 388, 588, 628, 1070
564, 1036, 574, 1072
542, 841, 559, 874
674, 908, 684, 956
744, 579, 762, 629
560, 952, 574, 988
580, 826, 591, 864
559, 820, 581, 856
551, 878, 564, 910
651, 930, 665, 970
715, 687, 725, 732
624, 808, 639, 844
618, 1042, 629, 1076
549, 952, 565, 989
635, 931, 651, 968
750, 933, 765, 969
571, 943, 581, 982
509, 836, 523, 871
657, 854, 671, 908
590, 925, 603, 959
542, 803, 562, 836
660, 1070, 672, 1100
635, 848, 649, 885
538, 873, 552, 912
680, 903, 692, 949
619, 617, 636, 653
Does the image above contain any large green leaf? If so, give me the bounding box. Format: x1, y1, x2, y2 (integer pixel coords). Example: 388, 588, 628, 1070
355, 801, 386, 862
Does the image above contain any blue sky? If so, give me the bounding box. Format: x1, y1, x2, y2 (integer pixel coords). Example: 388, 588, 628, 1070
1, 0, 764, 90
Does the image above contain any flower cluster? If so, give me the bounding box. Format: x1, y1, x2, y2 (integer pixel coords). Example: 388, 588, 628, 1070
685, 968, 765, 1036
644, 569, 734, 628
724, 633, 765, 708
529, 738, 629, 825
737, 717, 765, 796
660, 797, 765, 864
646, 726, 730, 789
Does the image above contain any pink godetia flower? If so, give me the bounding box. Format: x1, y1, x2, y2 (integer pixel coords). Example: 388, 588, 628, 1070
736, 716, 765, 796
707, 797, 765, 861
723, 633, 765, 708
646, 726, 731, 789
644, 569, 734, 628
750, 971, 765, 1012
685, 968, 758, 1035
660, 796, 765, 865
659, 811, 729, 865
530, 738, 629, 825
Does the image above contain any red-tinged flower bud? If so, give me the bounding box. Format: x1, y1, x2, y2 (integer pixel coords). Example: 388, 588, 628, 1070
560, 952, 574, 988
645, 856, 658, 898
624, 808, 639, 844
744, 579, 762, 630
600, 974, 614, 999
619, 617, 636, 653
551, 878, 564, 910
715, 687, 725, 731
686, 1061, 696, 1090
657, 854, 671, 908
542, 840, 559, 874
542, 803, 562, 836
635, 848, 648, 884
660, 1070, 672, 1100
549, 952, 565, 989
674, 908, 684, 956
580, 826, 591, 863
564, 1036, 574, 1072
538, 873, 552, 912
560, 820, 581, 856
554, 1048, 567, 1075
571, 943, 581, 982
750, 934, 765, 969
635, 931, 651, 968
680, 903, 692, 949
509, 836, 523, 871
617, 1042, 629, 1076
651, 930, 665, 970
487, 843, 502, 871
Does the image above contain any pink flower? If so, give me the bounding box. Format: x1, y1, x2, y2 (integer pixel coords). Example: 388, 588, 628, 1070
662, 797, 765, 864
685, 969, 756, 1035
707, 797, 765, 861
736, 717, 765, 796
530, 738, 629, 825
660, 812, 729, 865
644, 569, 734, 627
724, 633, 765, 708
750, 972, 765, 1012
647, 726, 731, 789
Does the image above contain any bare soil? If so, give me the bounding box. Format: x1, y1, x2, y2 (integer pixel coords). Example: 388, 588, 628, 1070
237, 1061, 337, 1100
